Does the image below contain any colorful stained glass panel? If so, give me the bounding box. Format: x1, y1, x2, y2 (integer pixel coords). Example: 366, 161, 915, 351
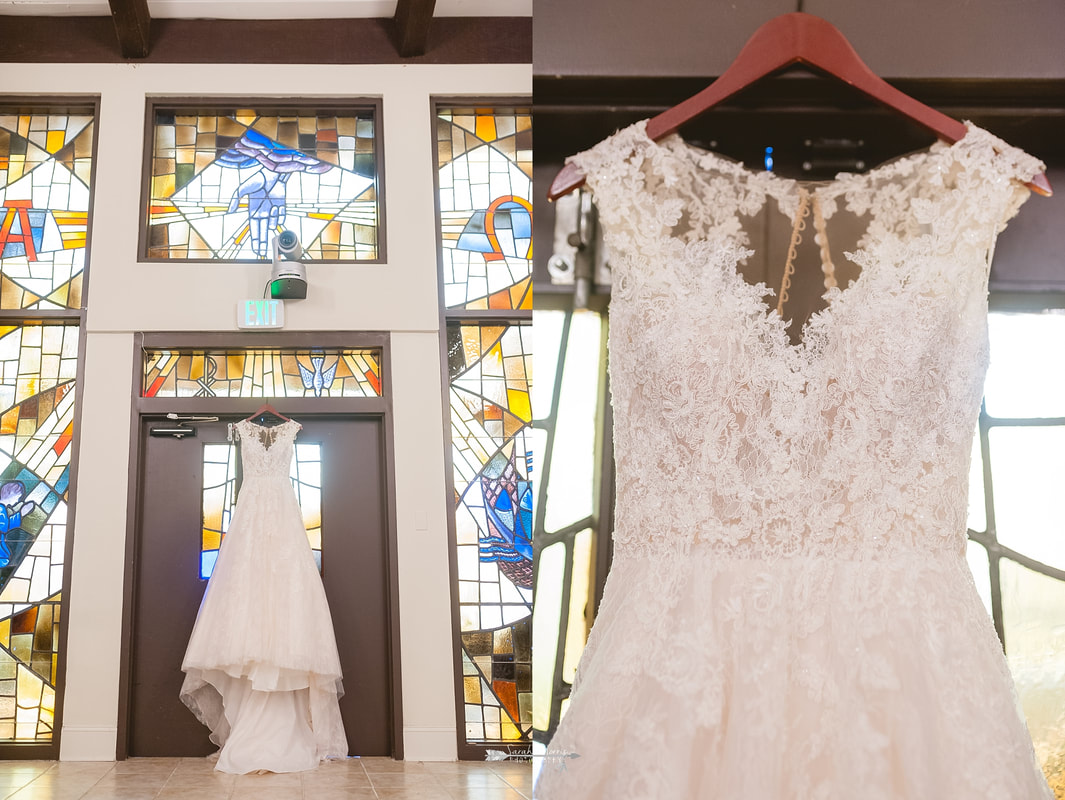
147, 107, 379, 261
201, 439, 322, 579
447, 321, 532, 743
0, 110, 94, 310
143, 348, 382, 398
0, 322, 78, 742
437, 109, 532, 311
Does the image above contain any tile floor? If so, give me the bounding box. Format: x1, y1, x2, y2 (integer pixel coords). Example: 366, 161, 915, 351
0, 757, 532, 800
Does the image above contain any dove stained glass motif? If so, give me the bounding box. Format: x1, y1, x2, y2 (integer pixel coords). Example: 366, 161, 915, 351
142, 348, 382, 398
200, 441, 322, 580
0, 322, 79, 742
146, 106, 379, 261
436, 108, 532, 311
447, 321, 532, 743
0, 109, 95, 310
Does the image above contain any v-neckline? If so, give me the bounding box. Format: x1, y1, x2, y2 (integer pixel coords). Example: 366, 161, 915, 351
633, 120, 979, 359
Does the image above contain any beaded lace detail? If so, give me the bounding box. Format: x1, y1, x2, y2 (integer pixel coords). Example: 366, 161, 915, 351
568, 121, 1044, 562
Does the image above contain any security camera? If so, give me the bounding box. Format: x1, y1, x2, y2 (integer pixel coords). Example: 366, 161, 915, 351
275, 229, 303, 261
270, 230, 307, 299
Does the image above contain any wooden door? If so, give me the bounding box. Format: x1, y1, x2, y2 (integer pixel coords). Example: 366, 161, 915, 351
127, 415, 393, 757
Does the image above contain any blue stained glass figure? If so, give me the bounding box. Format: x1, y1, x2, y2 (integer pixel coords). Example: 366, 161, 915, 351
0, 482, 35, 568
219, 129, 332, 258
298, 356, 339, 397
764, 146, 775, 172
478, 450, 533, 589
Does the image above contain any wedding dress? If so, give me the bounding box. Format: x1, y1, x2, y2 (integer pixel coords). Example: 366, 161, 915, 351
534, 121, 1053, 799
180, 418, 347, 773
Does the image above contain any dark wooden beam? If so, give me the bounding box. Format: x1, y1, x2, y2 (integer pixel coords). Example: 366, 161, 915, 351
108, 0, 151, 59
0, 16, 531, 64
393, 0, 436, 57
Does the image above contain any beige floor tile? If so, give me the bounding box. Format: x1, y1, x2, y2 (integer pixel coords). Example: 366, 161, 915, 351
90, 776, 169, 791
432, 773, 514, 789
367, 772, 446, 788
0, 777, 36, 790
160, 773, 237, 790
112, 760, 178, 775
229, 787, 304, 800
301, 791, 378, 800
358, 758, 430, 774
229, 771, 302, 787
155, 788, 231, 800
81, 787, 163, 800
373, 788, 454, 800
41, 763, 115, 779
0, 763, 54, 775
300, 774, 373, 790
449, 789, 528, 800
6, 786, 93, 800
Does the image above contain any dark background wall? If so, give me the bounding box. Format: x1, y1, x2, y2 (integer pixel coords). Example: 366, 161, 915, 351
532, 0, 1065, 293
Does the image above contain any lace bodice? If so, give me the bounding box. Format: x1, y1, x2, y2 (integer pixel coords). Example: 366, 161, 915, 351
234, 419, 300, 478
570, 121, 1045, 560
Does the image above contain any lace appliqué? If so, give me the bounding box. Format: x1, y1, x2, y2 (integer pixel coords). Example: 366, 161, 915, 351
534, 123, 1053, 800
565, 120, 1045, 562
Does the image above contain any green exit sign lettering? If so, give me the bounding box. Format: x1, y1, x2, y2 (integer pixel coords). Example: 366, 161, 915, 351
237, 299, 285, 329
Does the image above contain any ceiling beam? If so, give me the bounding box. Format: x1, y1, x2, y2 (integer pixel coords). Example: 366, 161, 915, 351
107, 0, 151, 58
393, 0, 436, 58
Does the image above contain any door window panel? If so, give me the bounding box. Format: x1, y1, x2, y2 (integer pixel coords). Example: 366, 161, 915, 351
200, 440, 322, 579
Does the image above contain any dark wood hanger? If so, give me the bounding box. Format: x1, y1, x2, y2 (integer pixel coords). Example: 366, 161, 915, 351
242, 402, 292, 426
548, 12, 1052, 200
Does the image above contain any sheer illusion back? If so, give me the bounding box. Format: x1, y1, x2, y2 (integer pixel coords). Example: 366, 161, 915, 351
534, 122, 1053, 799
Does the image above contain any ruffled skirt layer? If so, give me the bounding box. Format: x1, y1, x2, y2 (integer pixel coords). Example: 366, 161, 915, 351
180, 475, 347, 773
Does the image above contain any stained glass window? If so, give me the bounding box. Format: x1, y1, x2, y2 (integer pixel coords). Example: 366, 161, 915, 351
437, 109, 532, 311
0, 322, 79, 741
142, 348, 382, 398
146, 106, 379, 261
201, 440, 322, 580
0, 109, 94, 309
447, 321, 532, 742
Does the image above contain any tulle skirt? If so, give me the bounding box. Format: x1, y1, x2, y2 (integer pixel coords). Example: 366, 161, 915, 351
535, 545, 1052, 799
180, 474, 347, 773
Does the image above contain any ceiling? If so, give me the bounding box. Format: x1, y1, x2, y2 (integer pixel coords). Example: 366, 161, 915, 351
0, 0, 532, 61
0, 0, 531, 17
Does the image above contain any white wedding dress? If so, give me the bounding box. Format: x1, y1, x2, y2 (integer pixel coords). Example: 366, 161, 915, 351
180, 418, 347, 773
534, 122, 1053, 799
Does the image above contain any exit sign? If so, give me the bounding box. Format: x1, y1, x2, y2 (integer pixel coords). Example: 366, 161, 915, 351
238, 299, 285, 329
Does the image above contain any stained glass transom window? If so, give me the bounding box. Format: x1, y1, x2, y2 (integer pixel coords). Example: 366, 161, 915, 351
0, 109, 94, 309
201, 440, 321, 580
437, 109, 532, 311
448, 321, 532, 742
147, 106, 379, 261
143, 348, 382, 398
0, 322, 79, 741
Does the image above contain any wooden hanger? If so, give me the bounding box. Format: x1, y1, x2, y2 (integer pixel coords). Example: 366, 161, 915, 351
548, 12, 1052, 200
242, 402, 292, 426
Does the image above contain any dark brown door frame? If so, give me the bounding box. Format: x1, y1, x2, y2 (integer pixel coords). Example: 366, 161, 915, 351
116, 330, 403, 761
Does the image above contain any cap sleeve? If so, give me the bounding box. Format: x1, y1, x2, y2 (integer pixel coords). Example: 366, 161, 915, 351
565, 120, 654, 233
954, 123, 1047, 235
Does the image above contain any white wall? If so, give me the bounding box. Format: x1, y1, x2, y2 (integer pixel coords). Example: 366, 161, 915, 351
1, 61, 531, 761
